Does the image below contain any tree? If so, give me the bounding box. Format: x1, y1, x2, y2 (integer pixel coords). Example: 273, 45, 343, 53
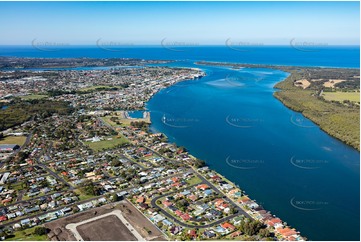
0, 230, 8, 239
194, 159, 206, 168
80, 181, 100, 196
109, 194, 118, 202
156, 222, 163, 228
72, 205, 80, 213
259, 228, 271, 238
230, 207, 238, 214
111, 159, 121, 167
176, 199, 189, 212
34, 227, 47, 236
239, 220, 264, 236
130, 121, 149, 131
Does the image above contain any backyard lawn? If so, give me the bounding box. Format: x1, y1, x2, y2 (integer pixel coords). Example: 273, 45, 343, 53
5, 227, 48, 241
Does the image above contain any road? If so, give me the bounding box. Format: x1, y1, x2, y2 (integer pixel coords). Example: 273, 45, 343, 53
109, 124, 254, 228
1, 171, 186, 227
4, 116, 253, 231
97, 116, 115, 131
149, 170, 251, 229
36, 164, 74, 189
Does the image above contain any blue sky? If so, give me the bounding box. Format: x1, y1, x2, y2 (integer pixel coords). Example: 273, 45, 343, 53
0, 1, 359, 45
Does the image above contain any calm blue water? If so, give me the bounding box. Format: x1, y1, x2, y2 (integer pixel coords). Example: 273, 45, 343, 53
1, 46, 360, 240
146, 62, 360, 241
128, 110, 145, 119
0, 46, 359, 68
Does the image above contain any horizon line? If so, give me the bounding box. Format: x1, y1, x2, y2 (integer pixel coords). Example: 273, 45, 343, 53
0, 44, 359, 47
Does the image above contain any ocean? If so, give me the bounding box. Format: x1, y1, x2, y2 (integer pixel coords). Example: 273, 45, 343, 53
0, 45, 359, 68
1, 46, 360, 240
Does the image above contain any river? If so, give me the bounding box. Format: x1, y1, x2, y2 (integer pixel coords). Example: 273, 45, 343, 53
146, 61, 360, 241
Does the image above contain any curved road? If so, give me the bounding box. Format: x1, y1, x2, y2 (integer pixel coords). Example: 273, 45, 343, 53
150, 173, 251, 229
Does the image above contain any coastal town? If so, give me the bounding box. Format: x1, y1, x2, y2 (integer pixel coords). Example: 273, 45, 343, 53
0, 57, 305, 241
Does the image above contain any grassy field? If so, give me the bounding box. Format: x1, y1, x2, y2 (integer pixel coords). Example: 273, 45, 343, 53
5, 226, 48, 241
274, 71, 360, 150
74, 189, 97, 201
102, 112, 150, 128
0, 135, 27, 145
21, 94, 48, 100
101, 116, 126, 127
323, 91, 360, 103
8, 181, 25, 191
79, 85, 122, 92
84, 135, 128, 151
186, 176, 202, 186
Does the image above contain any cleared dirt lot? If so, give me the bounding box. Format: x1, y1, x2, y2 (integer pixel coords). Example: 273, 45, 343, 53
294, 79, 311, 89
44, 200, 166, 241
119, 200, 167, 241
323, 79, 346, 88
77, 215, 137, 241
